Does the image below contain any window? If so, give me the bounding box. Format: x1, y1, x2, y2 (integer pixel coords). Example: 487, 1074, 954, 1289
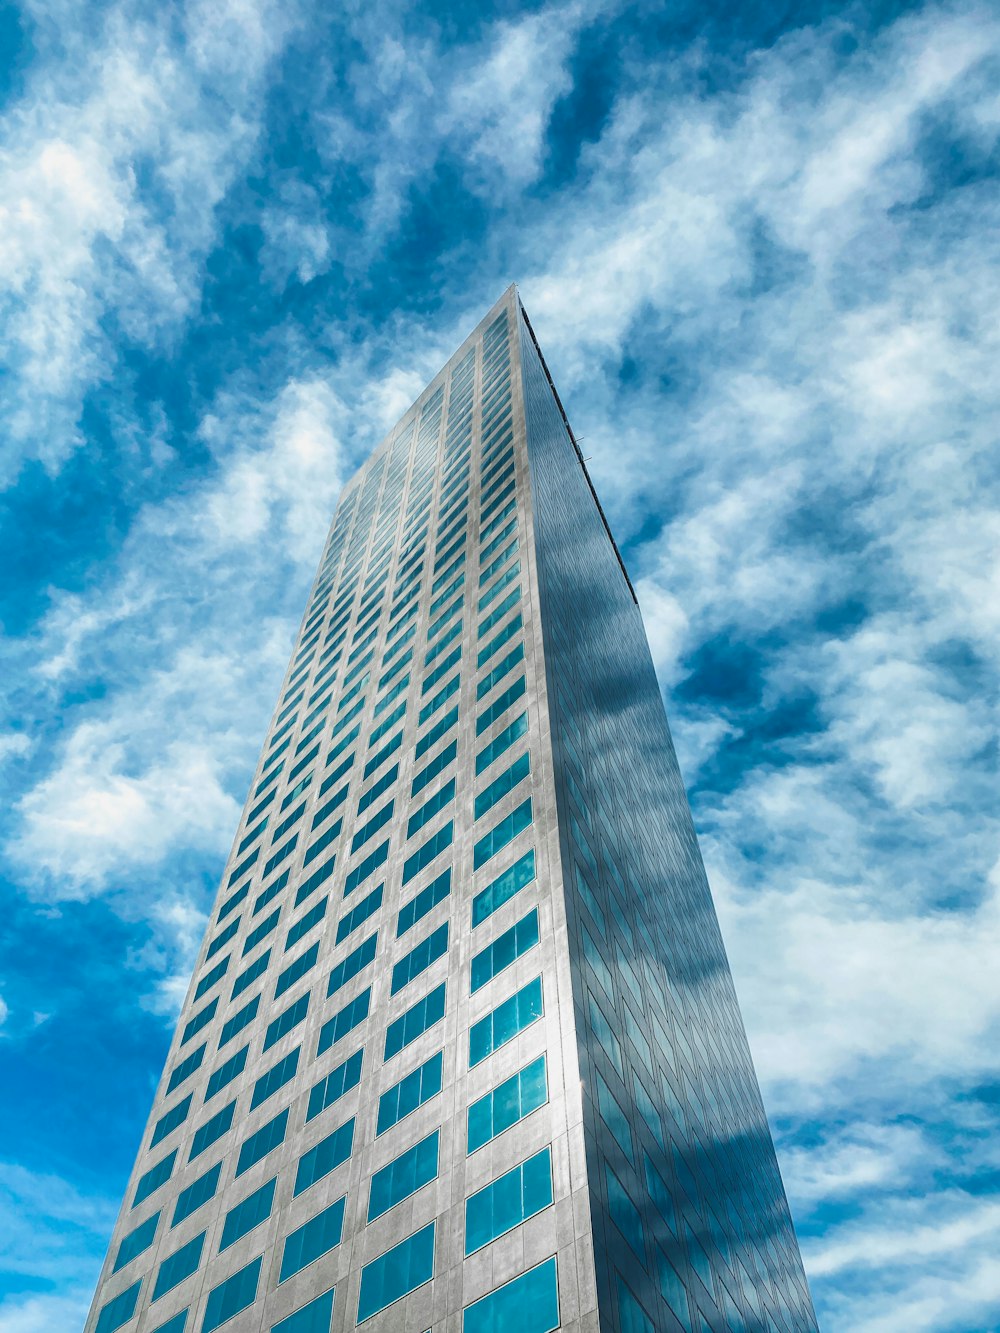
465, 1147, 553, 1254
285, 897, 327, 951
220, 994, 259, 1046
181, 997, 218, 1046
303, 818, 341, 867
471, 849, 535, 928
151, 1095, 191, 1148
235, 1108, 289, 1177
271, 1289, 335, 1333
336, 884, 382, 944
410, 740, 457, 797
172, 1162, 221, 1226
384, 982, 446, 1059
279, 1196, 345, 1282
364, 730, 402, 780
474, 752, 530, 820
401, 821, 453, 886
166, 1043, 205, 1094
414, 705, 458, 761
243, 908, 280, 957
94, 1280, 141, 1333
656, 1248, 690, 1326
294, 1118, 355, 1196
357, 764, 399, 815
467, 1054, 547, 1153
253, 874, 288, 919
345, 840, 389, 896
220, 1178, 275, 1251
327, 932, 377, 997
589, 992, 624, 1078
617, 1276, 654, 1333
477, 586, 520, 640
376, 1050, 443, 1134
473, 798, 532, 870
205, 1046, 248, 1100
596, 1073, 634, 1162
350, 800, 394, 855
367, 1130, 439, 1222
476, 643, 524, 700
250, 1047, 300, 1109
295, 854, 336, 907
418, 674, 460, 726
469, 976, 543, 1067
150, 1311, 187, 1333
644, 1153, 676, 1235
470, 908, 539, 993
476, 676, 526, 735
113, 1211, 159, 1272
306, 1048, 363, 1122
397, 868, 450, 937
356, 1221, 435, 1323
133, 1151, 175, 1208
475, 711, 527, 775
406, 778, 455, 838
462, 1255, 559, 1333
606, 1165, 645, 1259
275, 941, 319, 999
189, 1101, 236, 1160
152, 1230, 205, 1300
202, 1256, 262, 1332
232, 948, 270, 1001
316, 988, 371, 1056
264, 993, 310, 1051
391, 922, 448, 995
477, 612, 522, 669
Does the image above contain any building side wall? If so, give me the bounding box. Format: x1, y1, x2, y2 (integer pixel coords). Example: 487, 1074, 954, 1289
518, 308, 818, 1333
86, 290, 597, 1333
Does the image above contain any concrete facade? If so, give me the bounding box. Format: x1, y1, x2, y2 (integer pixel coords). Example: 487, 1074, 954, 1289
86, 287, 816, 1333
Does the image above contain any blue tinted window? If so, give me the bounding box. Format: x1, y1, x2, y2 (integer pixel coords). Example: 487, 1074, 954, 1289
232, 948, 270, 1000
462, 1255, 559, 1333
316, 987, 371, 1056
243, 908, 280, 958
306, 1048, 363, 1122
413, 705, 458, 761
294, 1118, 355, 1196
474, 753, 530, 820
384, 983, 446, 1059
235, 1108, 289, 1177
202, 1256, 261, 1332
396, 868, 450, 937
205, 1046, 248, 1100
656, 1248, 690, 1325
345, 840, 389, 896
336, 884, 383, 944
476, 643, 524, 700
475, 711, 527, 775
471, 849, 535, 928
275, 941, 319, 999
606, 1164, 645, 1259
250, 1047, 299, 1110
172, 1162, 221, 1226
151, 1095, 191, 1148
113, 1211, 159, 1272
469, 976, 543, 1067
391, 922, 449, 995
94, 1280, 141, 1333
270, 1288, 335, 1333
410, 740, 457, 798
285, 897, 327, 951
644, 1153, 676, 1234
150, 1312, 187, 1333
189, 1101, 236, 1160
465, 1147, 553, 1254
356, 1222, 435, 1323
152, 1230, 204, 1301
473, 798, 532, 870
220, 1177, 276, 1251
166, 1043, 205, 1094
133, 1151, 175, 1207
406, 778, 455, 838
279, 1196, 345, 1282
470, 909, 539, 993
181, 997, 218, 1046
367, 1130, 439, 1222
264, 992, 310, 1051
467, 1055, 548, 1153
596, 1073, 634, 1163
401, 822, 454, 888
376, 1050, 443, 1135
476, 677, 525, 736
327, 932, 377, 997
618, 1278, 655, 1333
477, 587, 520, 640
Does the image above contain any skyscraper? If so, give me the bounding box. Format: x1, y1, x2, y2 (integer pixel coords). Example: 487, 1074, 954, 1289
87, 287, 817, 1333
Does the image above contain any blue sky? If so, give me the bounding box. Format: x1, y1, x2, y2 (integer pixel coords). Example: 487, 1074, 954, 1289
0, 0, 997, 1328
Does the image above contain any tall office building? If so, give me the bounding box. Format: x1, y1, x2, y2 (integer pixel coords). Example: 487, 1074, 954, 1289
87, 287, 816, 1333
